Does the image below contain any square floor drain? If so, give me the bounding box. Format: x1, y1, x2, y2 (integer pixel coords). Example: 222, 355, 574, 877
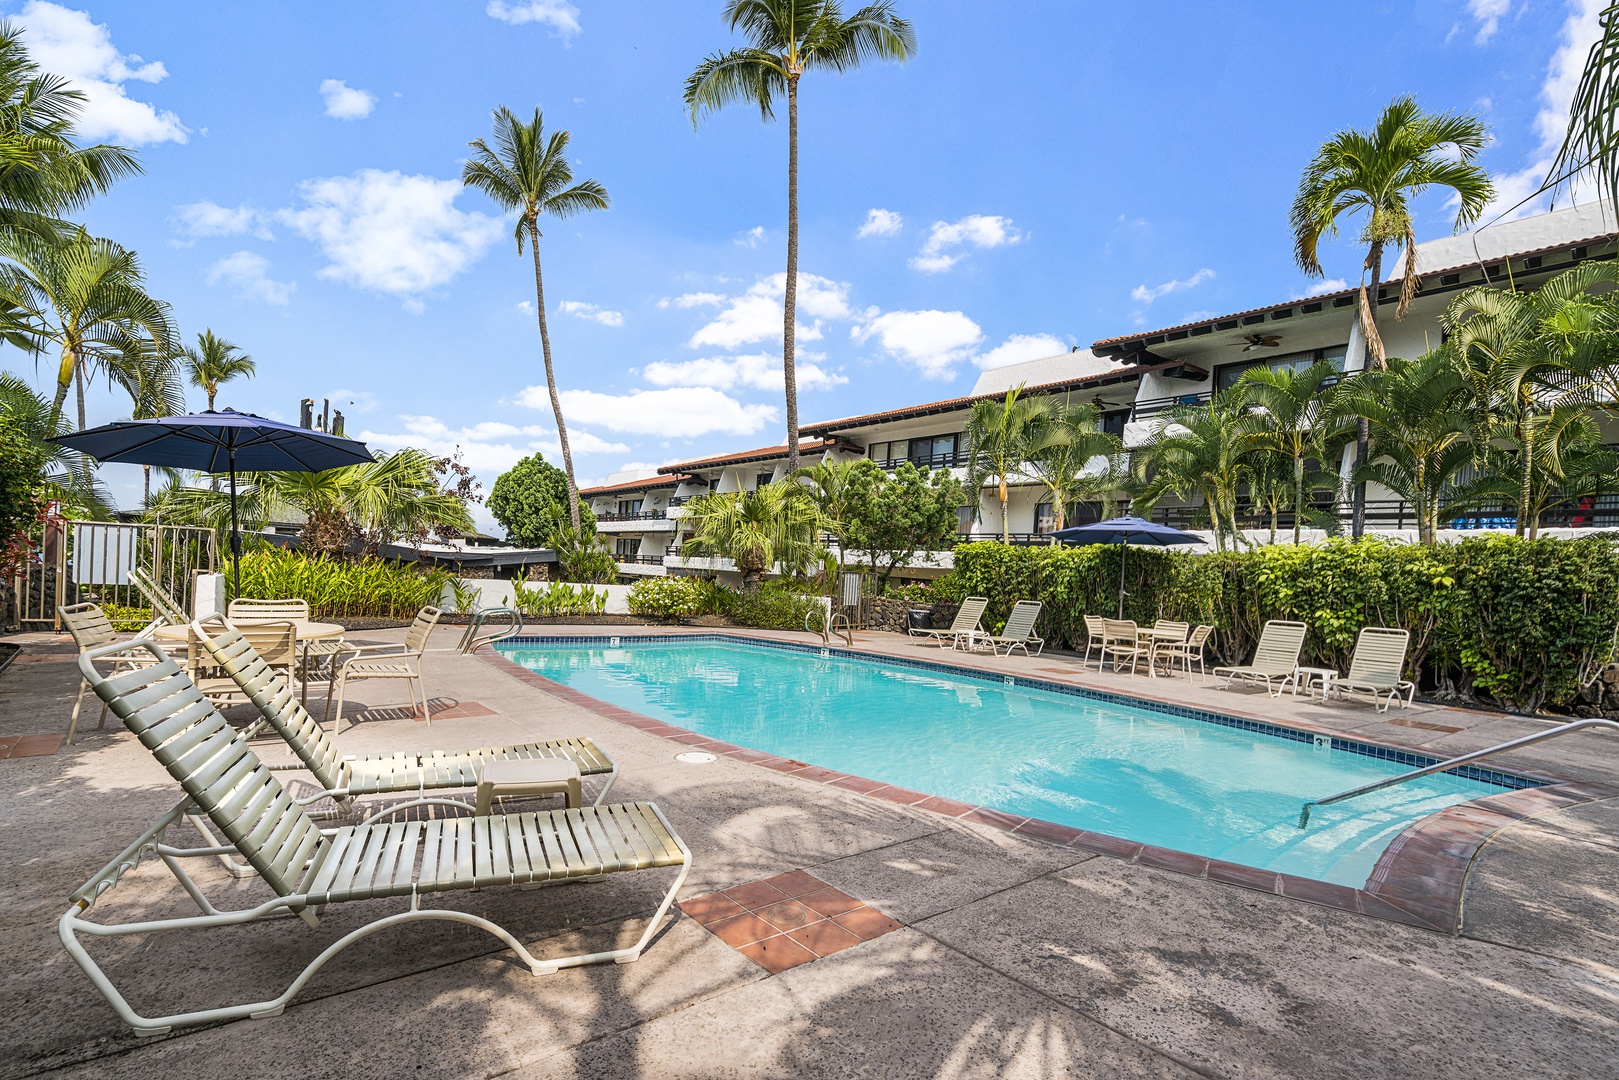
679, 870, 902, 974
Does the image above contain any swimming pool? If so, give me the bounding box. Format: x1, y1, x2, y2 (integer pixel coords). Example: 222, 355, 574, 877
497, 636, 1531, 888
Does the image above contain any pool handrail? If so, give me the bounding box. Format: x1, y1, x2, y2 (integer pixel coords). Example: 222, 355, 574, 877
1296, 716, 1619, 828
457, 606, 525, 654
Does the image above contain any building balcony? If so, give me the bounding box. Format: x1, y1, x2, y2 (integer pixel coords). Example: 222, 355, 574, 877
597, 509, 667, 522
616, 558, 666, 577
596, 515, 677, 533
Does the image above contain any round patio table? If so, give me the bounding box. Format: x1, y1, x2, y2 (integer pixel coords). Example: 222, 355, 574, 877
153, 620, 347, 705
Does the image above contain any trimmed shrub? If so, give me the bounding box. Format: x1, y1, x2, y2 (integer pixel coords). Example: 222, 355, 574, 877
732, 580, 820, 631
510, 579, 608, 616
234, 547, 450, 620
627, 577, 706, 619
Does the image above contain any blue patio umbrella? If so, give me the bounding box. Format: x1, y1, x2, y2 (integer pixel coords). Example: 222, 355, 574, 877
1050, 515, 1202, 617
50, 409, 375, 597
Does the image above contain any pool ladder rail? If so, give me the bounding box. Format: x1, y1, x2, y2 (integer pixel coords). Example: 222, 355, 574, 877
457, 606, 525, 655
806, 597, 854, 648
1296, 717, 1619, 828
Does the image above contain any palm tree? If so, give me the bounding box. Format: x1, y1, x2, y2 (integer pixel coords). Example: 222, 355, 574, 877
462, 107, 609, 533
685, 0, 915, 473
1235, 360, 1346, 544
1328, 351, 1473, 545
0, 22, 141, 239
680, 481, 826, 591
1452, 419, 1619, 541
1290, 96, 1493, 537
182, 329, 255, 411
1018, 400, 1124, 532
962, 385, 1059, 543
792, 455, 872, 575
1442, 264, 1615, 538
123, 347, 185, 506
0, 228, 175, 428
1132, 397, 1250, 551
1549, 5, 1619, 207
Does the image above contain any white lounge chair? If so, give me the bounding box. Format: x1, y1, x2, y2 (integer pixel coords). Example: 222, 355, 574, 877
61, 638, 690, 1036
1213, 620, 1308, 695
193, 619, 619, 815
58, 602, 159, 744
909, 596, 988, 649
1336, 627, 1415, 711
127, 568, 188, 626
979, 600, 1045, 657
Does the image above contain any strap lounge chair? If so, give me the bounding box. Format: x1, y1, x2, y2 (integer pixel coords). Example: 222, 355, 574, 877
193, 620, 619, 816
979, 600, 1045, 657
127, 568, 189, 626
1336, 627, 1415, 712
61, 639, 690, 1036
908, 596, 988, 649
58, 602, 160, 744
1213, 620, 1308, 695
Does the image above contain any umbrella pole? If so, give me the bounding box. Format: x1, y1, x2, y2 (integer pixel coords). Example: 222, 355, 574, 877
1117, 543, 1128, 619
228, 450, 241, 601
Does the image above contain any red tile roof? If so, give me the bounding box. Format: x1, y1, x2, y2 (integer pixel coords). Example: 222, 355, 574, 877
657, 438, 857, 474
579, 473, 692, 496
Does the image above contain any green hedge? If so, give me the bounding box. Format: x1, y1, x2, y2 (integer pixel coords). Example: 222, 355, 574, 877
949, 536, 1619, 713
234, 547, 451, 620
627, 577, 706, 619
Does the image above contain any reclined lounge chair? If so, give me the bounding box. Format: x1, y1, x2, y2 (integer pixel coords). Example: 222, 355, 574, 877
1212, 620, 1307, 695
1336, 627, 1415, 712
977, 600, 1045, 657
60, 639, 690, 1036
908, 596, 988, 649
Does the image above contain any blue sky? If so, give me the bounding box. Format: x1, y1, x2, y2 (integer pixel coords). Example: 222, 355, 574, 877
0, 0, 1601, 530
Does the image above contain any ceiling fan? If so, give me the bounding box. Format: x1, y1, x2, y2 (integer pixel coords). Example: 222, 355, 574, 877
1231, 333, 1282, 352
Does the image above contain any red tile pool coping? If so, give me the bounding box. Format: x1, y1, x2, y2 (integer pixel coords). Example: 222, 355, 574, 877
476, 644, 1619, 935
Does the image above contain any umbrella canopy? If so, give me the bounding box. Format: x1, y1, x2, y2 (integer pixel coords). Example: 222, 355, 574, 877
51, 409, 375, 597
1051, 515, 1202, 617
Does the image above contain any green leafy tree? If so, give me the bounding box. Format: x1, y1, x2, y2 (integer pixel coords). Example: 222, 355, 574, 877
792, 455, 870, 575
1133, 396, 1250, 551
1329, 351, 1473, 545
844, 460, 965, 585
680, 481, 826, 592
1452, 419, 1619, 541
684, 0, 915, 473
1290, 96, 1493, 536
125, 346, 185, 506
182, 329, 255, 411
463, 107, 608, 533
1018, 399, 1125, 531
0, 227, 176, 428
0, 370, 105, 515
0, 417, 45, 569
1235, 359, 1346, 544
487, 452, 594, 547
962, 384, 1060, 543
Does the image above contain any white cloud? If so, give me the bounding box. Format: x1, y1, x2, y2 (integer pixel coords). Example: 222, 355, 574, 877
326, 389, 378, 415
686, 272, 851, 349
520, 385, 777, 438
1467, 0, 1512, 44
1290, 278, 1349, 300
735, 225, 767, 248
910, 214, 1022, 272
320, 79, 376, 120
360, 414, 626, 479
171, 200, 269, 241
204, 251, 295, 305
278, 169, 503, 301
557, 300, 624, 327
1482, 0, 1606, 221
657, 291, 726, 309
16, 1, 185, 144
485, 0, 581, 37
974, 333, 1068, 371
853, 309, 984, 379
857, 208, 903, 238
1131, 268, 1215, 305
516, 300, 534, 315
642, 353, 846, 393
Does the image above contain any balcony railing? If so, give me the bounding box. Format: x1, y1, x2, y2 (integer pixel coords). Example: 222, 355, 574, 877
1130, 392, 1212, 420
870, 450, 967, 471
616, 554, 665, 565
597, 509, 667, 522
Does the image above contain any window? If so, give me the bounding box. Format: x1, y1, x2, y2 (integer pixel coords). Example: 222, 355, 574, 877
755, 472, 774, 490
956, 506, 975, 534
910, 434, 958, 468
614, 538, 638, 558
616, 498, 642, 516
1101, 410, 1128, 439
867, 439, 908, 465
1215, 345, 1347, 394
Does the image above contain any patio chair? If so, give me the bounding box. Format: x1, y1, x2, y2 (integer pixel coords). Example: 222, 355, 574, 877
328, 605, 441, 729
978, 600, 1045, 657
126, 568, 188, 626
1155, 625, 1214, 681
1212, 620, 1308, 695
1335, 627, 1415, 712
908, 596, 987, 649
58, 602, 160, 744
192, 619, 619, 817
226, 597, 310, 623
61, 639, 690, 1036
1100, 618, 1143, 673
186, 618, 298, 709
1081, 615, 1107, 668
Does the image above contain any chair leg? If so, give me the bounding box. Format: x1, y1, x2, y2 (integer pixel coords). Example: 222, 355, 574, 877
417, 670, 431, 726
66, 679, 89, 745
330, 673, 348, 733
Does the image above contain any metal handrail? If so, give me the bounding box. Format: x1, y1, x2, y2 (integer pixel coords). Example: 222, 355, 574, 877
1296, 717, 1619, 828
457, 606, 525, 654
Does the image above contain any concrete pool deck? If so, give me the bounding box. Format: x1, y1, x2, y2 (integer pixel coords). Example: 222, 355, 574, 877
3, 622, 1617, 1078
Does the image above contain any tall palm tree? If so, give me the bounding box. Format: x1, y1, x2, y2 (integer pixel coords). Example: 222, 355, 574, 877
1018, 400, 1124, 531
0, 22, 141, 239
1133, 397, 1250, 551
1328, 351, 1473, 545
0, 227, 175, 428
462, 107, 608, 533
962, 385, 1059, 543
685, 0, 915, 473
1452, 419, 1618, 541
1235, 359, 1346, 544
792, 454, 872, 575
680, 481, 826, 591
1290, 96, 1493, 537
182, 329, 255, 411
123, 347, 185, 506
1549, 4, 1619, 207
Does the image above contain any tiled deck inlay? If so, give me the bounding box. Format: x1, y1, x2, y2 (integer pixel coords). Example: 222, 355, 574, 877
679, 871, 902, 973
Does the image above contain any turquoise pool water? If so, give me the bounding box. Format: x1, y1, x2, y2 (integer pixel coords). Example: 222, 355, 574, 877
498, 638, 1516, 887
